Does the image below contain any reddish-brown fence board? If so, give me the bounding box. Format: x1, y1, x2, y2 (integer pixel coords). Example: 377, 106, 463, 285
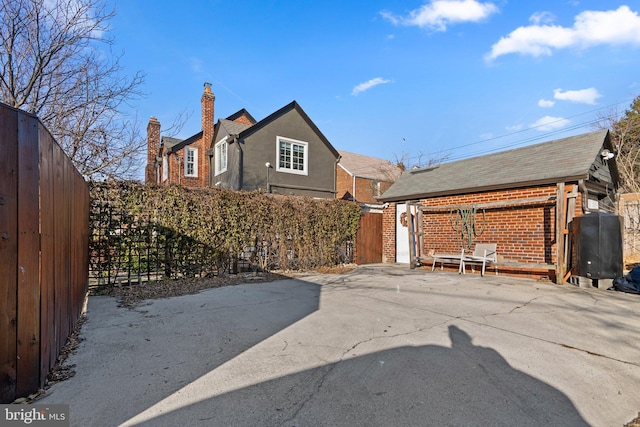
355, 212, 382, 264
16, 112, 41, 397
0, 103, 89, 403
0, 106, 19, 403
39, 127, 56, 379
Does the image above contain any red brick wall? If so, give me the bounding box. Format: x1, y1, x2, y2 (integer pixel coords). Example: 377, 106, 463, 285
353, 177, 381, 204
382, 203, 396, 263
201, 88, 214, 185
336, 166, 394, 203
336, 167, 352, 200
233, 114, 253, 126
382, 185, 582, 278
162, 144, 208, 187
152, 86, 213, 188
379, 181, 394, 197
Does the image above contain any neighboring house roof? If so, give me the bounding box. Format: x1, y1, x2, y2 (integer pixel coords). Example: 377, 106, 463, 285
160, 101, 338, 164
237, 101, 340, 158
225, 109, 257, 125
161, 136, 183, 151
166, 132, 203, 154
338, 150, 402, 182
219, 119, 252, 136
379, 129, 614, 202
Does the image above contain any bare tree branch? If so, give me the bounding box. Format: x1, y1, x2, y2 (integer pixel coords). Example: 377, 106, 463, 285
594, 97, 640, 193
0, 0, 145, 179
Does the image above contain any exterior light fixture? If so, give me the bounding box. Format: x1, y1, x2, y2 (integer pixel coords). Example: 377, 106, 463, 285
265, 162, 273, 192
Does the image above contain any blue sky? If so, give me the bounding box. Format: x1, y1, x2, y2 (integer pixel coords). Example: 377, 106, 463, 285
107, 0, 640, 170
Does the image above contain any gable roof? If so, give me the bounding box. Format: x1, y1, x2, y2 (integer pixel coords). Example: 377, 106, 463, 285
166, 131, 203, 154
338, 150, 402, 182
161, 136, 183, 151
238, 101, 340, 158
225, 109, 257, 125
219, 118, 252, 136
379, 129, 613, 202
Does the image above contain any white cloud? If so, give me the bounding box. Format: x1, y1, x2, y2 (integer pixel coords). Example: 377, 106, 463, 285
505, 123, 524, 132
538, 99, 555, 107
43, 0, 105, 38
529, 116, 570, 131
553, 87, 602, 105
381, 0, 499, 32
529, 11, 556, 25
486, 6, 640, 60
351, 78, 391, 96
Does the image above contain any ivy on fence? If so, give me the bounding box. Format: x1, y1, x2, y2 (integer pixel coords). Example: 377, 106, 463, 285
89, 182, 361, 287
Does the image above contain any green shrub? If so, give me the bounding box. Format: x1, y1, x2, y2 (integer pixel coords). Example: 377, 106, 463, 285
89, 182, 361, 285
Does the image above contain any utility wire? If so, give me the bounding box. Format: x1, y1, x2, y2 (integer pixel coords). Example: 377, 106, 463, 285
403, 98, 632, 165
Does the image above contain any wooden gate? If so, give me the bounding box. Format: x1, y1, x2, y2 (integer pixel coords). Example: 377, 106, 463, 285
355, 212, 382, 264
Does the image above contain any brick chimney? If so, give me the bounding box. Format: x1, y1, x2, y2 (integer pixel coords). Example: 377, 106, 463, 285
202, 82, 215, 146
146, 117, 161, 184
200, 83, 215, 186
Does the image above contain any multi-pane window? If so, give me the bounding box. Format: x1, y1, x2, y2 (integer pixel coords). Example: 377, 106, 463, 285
215, 140, 227, 175
277, 137, 308, 175
185, 147, 197, 177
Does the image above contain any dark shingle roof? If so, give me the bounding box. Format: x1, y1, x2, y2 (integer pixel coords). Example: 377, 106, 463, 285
238, 101, 339, 158
225, 109, 257, 125
161, 136, 182, 150
220, 119, 252, 135
379, 129, 611, 202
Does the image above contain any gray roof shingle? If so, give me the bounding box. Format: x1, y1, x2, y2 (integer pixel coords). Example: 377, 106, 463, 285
379, 129, 611, 202
220, 119, 251, 135
338, 150, 402, 182
161, 136, 182, 150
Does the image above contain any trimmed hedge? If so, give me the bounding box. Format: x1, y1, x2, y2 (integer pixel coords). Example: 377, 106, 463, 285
90, 182, 361, 284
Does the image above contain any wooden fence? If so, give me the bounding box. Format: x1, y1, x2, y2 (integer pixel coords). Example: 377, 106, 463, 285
355, 212, 382, 264
0, 103, 90, 403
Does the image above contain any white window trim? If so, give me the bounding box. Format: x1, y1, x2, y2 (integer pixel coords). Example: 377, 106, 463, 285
276, 136, 308, 176
185, 147, 198, 177
215, 137, 228, 176
162, 155, 169, 182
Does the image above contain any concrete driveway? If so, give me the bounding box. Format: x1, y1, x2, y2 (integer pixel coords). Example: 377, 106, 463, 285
39, 264, 640, 426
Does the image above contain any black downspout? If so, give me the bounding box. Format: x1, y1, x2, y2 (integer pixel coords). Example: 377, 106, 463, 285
235, 136, 243, 191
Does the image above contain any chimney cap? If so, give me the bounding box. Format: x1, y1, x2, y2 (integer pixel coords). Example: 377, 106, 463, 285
204, 82, 212, 93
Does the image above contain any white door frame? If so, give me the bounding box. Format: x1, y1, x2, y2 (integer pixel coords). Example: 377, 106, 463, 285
396, 203, 418, 264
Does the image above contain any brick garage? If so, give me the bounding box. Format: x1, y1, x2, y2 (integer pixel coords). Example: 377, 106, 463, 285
379, 130, 619, 283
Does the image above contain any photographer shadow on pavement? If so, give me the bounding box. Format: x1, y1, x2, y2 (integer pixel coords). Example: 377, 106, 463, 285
131, 325, 588, 427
